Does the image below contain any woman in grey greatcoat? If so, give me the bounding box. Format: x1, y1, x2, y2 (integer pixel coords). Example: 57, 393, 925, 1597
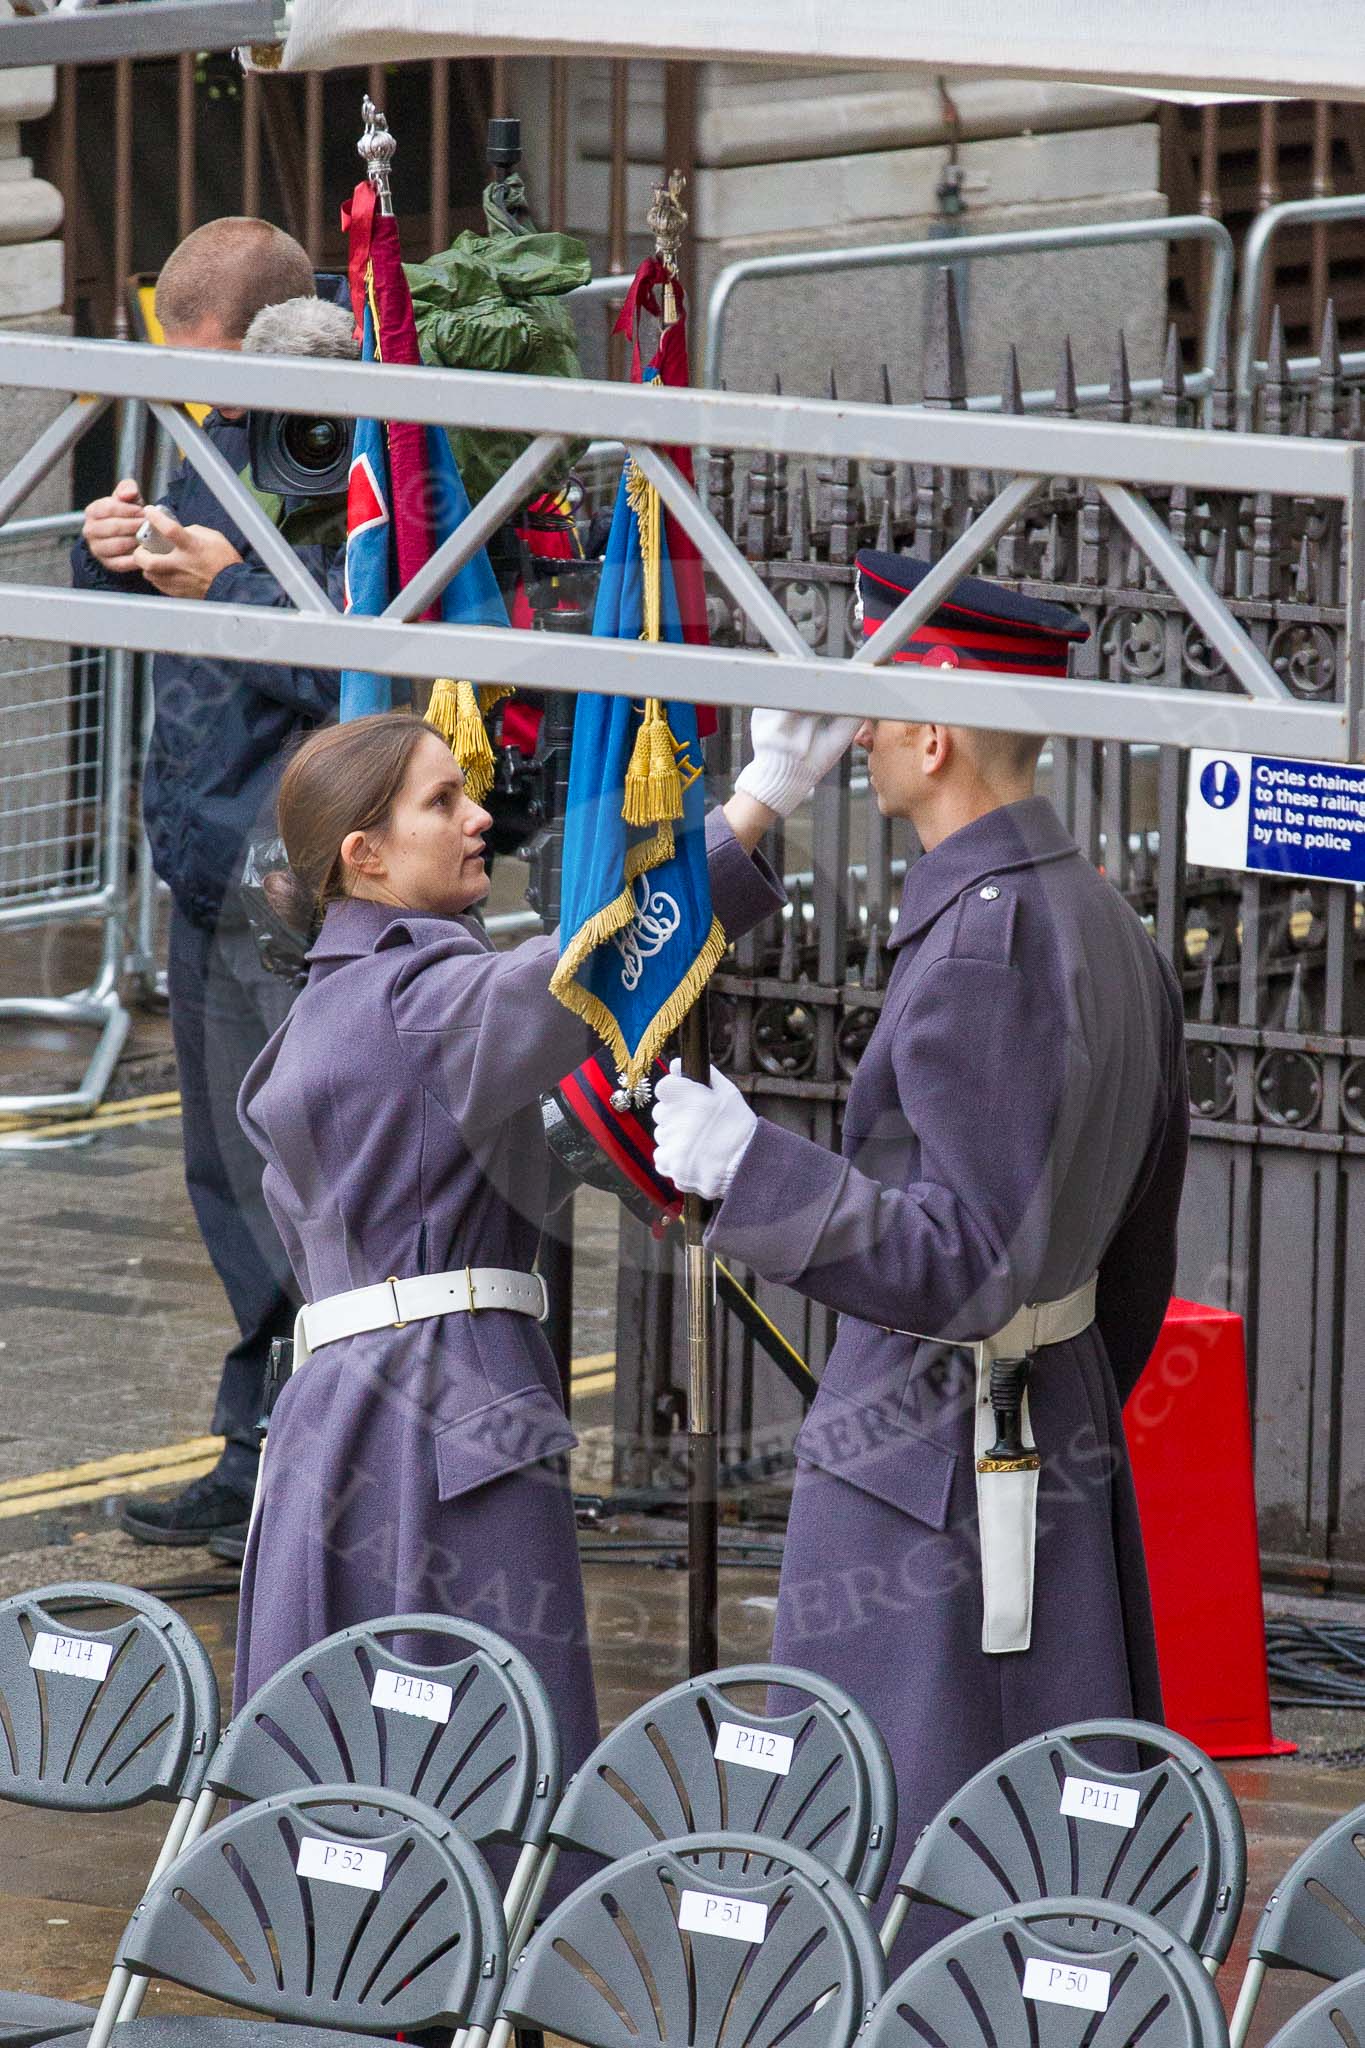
233, 707, 838, 1815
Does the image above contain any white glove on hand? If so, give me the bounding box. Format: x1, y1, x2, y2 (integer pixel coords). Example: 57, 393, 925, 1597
734, 707, 861, 819
652, 1060, 758, 1201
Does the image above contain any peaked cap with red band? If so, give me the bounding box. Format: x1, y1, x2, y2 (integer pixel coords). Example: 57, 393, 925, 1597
543, 1048, 683, 1239
855, 549, 1089, 675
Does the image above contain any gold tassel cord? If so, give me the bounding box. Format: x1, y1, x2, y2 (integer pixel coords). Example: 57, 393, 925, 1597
623, 700, 684, 827
625, 455, 663, 644
425, 677, 511, 805
621, 455, 684, 825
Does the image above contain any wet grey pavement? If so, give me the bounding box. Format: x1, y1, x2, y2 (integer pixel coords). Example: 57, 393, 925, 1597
4, 916, 1365, 2044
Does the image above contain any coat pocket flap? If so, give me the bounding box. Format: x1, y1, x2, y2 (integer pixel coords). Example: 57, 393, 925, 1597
793, 1385, 957, 1530
434, 1382, 579, 1502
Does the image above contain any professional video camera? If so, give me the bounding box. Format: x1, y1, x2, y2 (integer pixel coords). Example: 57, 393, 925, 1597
242, 296, 358, 498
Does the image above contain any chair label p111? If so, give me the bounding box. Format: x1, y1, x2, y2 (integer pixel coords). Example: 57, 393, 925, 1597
1059, 1776, 1139, 1829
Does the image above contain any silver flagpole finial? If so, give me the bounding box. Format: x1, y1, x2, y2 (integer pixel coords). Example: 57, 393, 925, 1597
358, 94, 396, 216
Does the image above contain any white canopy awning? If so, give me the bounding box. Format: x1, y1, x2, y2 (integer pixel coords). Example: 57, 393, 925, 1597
281, 0, 1365, 100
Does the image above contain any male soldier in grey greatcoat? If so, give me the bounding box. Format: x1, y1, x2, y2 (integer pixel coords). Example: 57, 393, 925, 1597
653, 551, 1188, 1951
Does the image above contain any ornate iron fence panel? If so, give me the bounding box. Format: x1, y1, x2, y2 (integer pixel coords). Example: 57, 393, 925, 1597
614, 287, 1365, 1587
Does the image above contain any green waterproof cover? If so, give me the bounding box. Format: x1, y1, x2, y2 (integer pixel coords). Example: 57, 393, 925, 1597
406, 176, 591, 506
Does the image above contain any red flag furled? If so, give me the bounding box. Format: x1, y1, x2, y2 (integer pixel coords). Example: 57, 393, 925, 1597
612, 260, 716, 737
339, 176, 506, 752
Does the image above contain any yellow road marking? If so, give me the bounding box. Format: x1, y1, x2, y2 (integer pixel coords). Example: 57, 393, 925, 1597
0, 1456, 222, 1521
0, 1436, 223, 1503
0, 1091, 180, 1135
0, 1355, 618, 1518
0, 1105, 183, 1145
570, 1352, 615, 1378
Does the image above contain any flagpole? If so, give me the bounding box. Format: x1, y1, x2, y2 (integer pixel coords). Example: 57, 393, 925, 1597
680, 996, 718, 1676
648, 169, 721, 1679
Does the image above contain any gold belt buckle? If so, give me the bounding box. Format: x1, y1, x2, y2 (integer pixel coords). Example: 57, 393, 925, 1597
465, 1264, 479, 1314
386, 1277, 406, 1330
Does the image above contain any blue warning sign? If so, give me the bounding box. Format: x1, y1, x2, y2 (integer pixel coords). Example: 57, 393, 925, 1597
1187, 749, 1365, 885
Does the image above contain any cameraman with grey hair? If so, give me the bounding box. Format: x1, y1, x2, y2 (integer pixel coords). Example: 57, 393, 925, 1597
72, 230, 357, 1552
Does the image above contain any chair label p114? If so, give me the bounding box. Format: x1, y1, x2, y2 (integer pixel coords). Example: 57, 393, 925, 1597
29, 1632, 113, 1682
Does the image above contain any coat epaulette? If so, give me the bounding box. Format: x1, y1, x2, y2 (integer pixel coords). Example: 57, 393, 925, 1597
948, 875, 1018, 965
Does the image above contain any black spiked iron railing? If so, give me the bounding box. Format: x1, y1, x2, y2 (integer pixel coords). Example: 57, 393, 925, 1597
610, 264, 1365, 1591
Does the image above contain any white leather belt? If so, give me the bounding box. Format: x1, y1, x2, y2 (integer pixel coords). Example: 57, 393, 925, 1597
243, 1267, 548, 1550
296, 1266, 549, 1364
972, 1274, 1097, 1657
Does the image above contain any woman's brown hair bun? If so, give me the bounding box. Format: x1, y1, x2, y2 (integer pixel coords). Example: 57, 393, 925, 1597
276, 712, 442, 916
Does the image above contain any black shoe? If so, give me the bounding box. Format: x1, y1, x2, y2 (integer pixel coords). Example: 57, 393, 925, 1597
120, 1472, 252, 1547
208, 1528, 247, 1566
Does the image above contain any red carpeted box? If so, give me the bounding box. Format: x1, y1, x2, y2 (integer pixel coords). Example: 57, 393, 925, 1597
1123, 1297, 1294, 1758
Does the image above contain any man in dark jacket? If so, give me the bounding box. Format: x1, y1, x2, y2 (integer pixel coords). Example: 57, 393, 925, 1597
72, 218, 347, 1545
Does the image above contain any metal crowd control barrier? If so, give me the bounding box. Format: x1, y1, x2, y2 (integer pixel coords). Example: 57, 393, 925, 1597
125, 413, 177, 1004
0, 332, 1358, 767
703, 214, 1235, 415
0, 401, 145, 1122
1236, 191, 1365, 404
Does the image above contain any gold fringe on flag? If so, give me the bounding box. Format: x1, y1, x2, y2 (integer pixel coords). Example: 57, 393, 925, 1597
549, 898, 727, 1096
424, 678, 514, 805
621, 455, 684, 825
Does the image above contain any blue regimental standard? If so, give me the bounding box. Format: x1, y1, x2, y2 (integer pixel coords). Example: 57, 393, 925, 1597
1186, 748, 1365, 886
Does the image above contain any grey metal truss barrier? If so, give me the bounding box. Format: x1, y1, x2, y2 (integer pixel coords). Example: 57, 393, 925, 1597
3, 311, 1364, 1572
703, 214, 1235, 417
0, 0, 274, 67
0, 331, 1358, 765
125, 415, 180, 1008
1237, 192, 1365, 404
0, 398, 144, 1122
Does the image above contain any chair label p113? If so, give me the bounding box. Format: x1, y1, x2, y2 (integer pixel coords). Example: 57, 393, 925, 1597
371, 1668, 454, 1723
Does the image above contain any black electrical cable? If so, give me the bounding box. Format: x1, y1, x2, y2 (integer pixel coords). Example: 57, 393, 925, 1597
1265, 1617, 1365, 1708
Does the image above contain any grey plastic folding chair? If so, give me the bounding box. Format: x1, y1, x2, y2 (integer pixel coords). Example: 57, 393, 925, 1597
509, 1662, 896, 1950
865, 1896, 1231, 2047
880, 1716, 1247, 1973
151, 1613, 558, 1931
0, 1581, 220, 2048
493, 1830, 887, 2048
1229, 1801, 1365, 2048
1262, 1968, 1365, 2046
72, 1783, 507, 2048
